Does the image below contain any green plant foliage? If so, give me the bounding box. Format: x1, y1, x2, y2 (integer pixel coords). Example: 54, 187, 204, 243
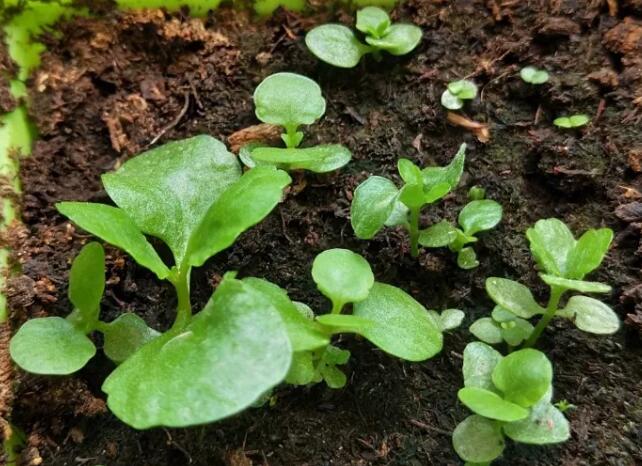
101, 314, 160, 364
519, 66, 549, 85
441, 80, 478, 110
253, 0, 305, 16
553, 114, 590, 128
305, 6, 421, 68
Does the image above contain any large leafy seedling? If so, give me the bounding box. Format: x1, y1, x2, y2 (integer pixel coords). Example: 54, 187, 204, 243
452, 342, 570, 465
240, 72, 352, 173
471, 218, 619, 349
11, 135, 295, 428
305, 6, 422, 68
351, 143, 466, 257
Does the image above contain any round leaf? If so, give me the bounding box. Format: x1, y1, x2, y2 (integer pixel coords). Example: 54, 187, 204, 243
356, 6, 390, 37
486, 277, 545, 318
312, 249, 374, 306
458, 387, 529, 422
520, 66, 549, 84
10, 317, 96, 375
102, 313, 160, 364
248, 144, 352, 173
462, 341, 503, 390
553, 114, 589, 128
504, 400, 570, 445
492, 349, 552, 408
500, 318, 534, 347
457, 247, 479, 269
452, 415, 505, 464
418, 220, 458, 248
458, 200, 503, 236
351, 176, 399, 239
441, 89, 463, 110
365, 24, 422, 55
448, 80, 478, 99
564, 295, 620, 335
470, 317, 502, 345
305, 24, 370, 68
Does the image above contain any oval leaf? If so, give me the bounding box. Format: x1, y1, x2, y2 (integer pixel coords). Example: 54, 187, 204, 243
492, 349, 552, 408
526, 218, 576, 277
520, 66, 549, 84
356, 6, 390, 37
566, 228, 613, 280
462, 341, 503, 390
249, 145, 351, 173
564, 295, 620, 335
351, 176, 399, 239
68, 242, 105, 329
305, 25, 370, 68
457, 247, 479, 269
440, 90, 463, 110
539, 274, 611, 294
470, 317, 502, 345
504, 399, 570, 445
102, 313, 160, 364
418, 220, 458, 248
312, 249, 374, 306
438, 308, 465, 331
365, 24, 422, 55
486, 277, 545, 318
452, 415, 505, 464
422, 143, 466, 191
458, 387, 529, 422
500, 318, 534, 347
458, 200, 503, 236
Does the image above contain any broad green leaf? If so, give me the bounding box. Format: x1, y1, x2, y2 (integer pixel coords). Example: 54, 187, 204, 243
566, 228, 613, 280
102, 135, 240, 267
248, 145, 351, 173
457, 247, 479, 269
384, 199, 409, 227
462, 342, 503, 390
243, 277, 330, 351
188, 167, 291, 267
492, 349, 552, 408
365, 24, 422, 55
554, 114, 589, 128
499, 318, 534, 347
285, 351, 316, 385
470, 317, 502, 345
491, 306, 517, 322
504, 399, 570, 444
441, 90, 463, 110
526, 218, 576, 277
56, 203, 170, 280
563, 296, 620, 335
399, 183, 425, 208
102, 278, 292, 428
397, 158, 423, 184
254, 72, 326, 129
422, 143, 466, 192
539, 274, 611, 293
458, 200, 503, 236
67, 242, 105, 331
356, 6, 390, 38
519, 66, 549, 85
418, 221, 458, 247
351, 176, 399, 239
486, 277, 545, 318
438, 309, 465, 331
423, 181, 453, 204
10, 317, 96, 375
102, 313, 160, 364
452, 415, 504, 464
312, 249, 374, 306
352, 282, 443, 361
448, 80, 478, 99
458, 387, 529, 422
305, 24, 371, 68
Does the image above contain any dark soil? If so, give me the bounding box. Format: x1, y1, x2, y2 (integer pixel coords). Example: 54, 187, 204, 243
5, 1, 642, 465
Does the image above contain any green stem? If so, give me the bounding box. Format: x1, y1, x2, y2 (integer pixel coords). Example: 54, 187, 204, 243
409, 207, 420, 258
283, 125, 299, 148
524, 286, 564, 348
331, 301, 344, 315
171, 267, 192, 331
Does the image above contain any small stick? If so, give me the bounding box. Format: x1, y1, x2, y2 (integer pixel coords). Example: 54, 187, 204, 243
148, 92, 190, 147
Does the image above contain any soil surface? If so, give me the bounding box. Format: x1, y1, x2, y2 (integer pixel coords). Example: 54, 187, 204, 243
4, 1, 642, 465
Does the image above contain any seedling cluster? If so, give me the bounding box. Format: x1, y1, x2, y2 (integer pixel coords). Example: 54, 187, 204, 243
441, 79, 478, 110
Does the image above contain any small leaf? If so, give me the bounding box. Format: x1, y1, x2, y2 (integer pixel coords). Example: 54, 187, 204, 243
384, 199, 409, 227
399, 183, 425, 208
565, 228, 613, 280
352, 282, 443, 361
519, 66, 549, 84
563, 295, 620, 335
448, 80, 478, 99
317, 314, 375, 334
254, 0, 305, 15
486, 277, 545, 318
305, 24, 371, 68
526, 218, 576, 277
423, 181, 453, 204
539, 274, 611, 294
397, 158, 423, 184
441, 89, 463, 110
312, 249, 374, 306
504, 399, 570, 445
285, 351, 316, 385
439, 309, 465, 331
254, 72, 326, 129
462, 341, 503, 390
499, 318, 534, 347
365, 24, 422, 55
320, 365, 347, 388
554, 114, 590, 128
458, 387, 529, 422
422, 143, 466, 192
248, 145, 352, 173
356, 6, 390, 38
102, 313, 160, 364
457, 247, 479, 269
458, 200, 503, 236
452, 415, 505, 464
68, 242, 105, 331
351, 176, 399, 239
470, 317, 502, 345
418, 221, 458, 247
10, 317, 96, 375
492, 349, 552, 408
491, 306, 517, 322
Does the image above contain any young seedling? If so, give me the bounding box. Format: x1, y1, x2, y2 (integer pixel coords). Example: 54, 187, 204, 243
441, 80, 478, 110
305, 6, 422, 68
351, 143, 466, 257
11, 135, 296, 429
553, 114, 590, 129
240, 72, 352, 173
418, 187, 502, 269
474, 218, 619, 350
453, 342, 570, 465
253, 0, 304, 16
519, 66, 549, 85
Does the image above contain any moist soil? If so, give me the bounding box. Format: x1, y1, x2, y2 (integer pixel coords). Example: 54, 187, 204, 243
4, 1, 642, 465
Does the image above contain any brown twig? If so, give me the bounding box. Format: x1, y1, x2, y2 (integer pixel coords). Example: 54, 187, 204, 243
148, 92, 190, 147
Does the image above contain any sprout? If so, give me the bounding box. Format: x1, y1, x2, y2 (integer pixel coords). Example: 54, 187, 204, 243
441, 80, 478, 110
553, 114, 590, 128
519, 66, 550, 85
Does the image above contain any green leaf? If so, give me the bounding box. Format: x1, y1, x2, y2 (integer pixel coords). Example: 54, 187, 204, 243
422, 143, 466, 192
457, 247, 479, 269
356, 6, 390, 38
397, 158, 423, 184
285, 351, 316, 385
519, 66, 549, 85
452, 415, 504, 464
243, 277, 330, 351
438, 308, 465, 331
318, 345, 351, 388
398, 183, 425, 208
351, 176, 399, 239
305, 24, 371, 68
554, 114, 590, 129
563, 295, 620, 335
187, 166, 291, 267
312, 249, 374, 307
499, 318, 534, 347
102, 313, 160, 364
423, 182, 453, 204
441, 90, 463, 110
458, 387, 529, 422
448, 80, 478, 99
10, 317, 96, 375
566, 228, 613, 280
384, 199, 409, 227
320, 364, 347, 388
539, 274, 611, 293
526, 218, 576, 277
458, 200, 502, 236
56, 203, 170, 280
317, 314, 375, 334
253, 72, 326, 129
491, 306, 517, 322
248, 145, 351, 173
102, 135, 240, 267
492, 349, 552, 408
462, 342, 503, 390
352, 282, 443, 361
470, 317, 502, 345
254, 0, 305, 15
67, 242, 105, 331
365, 24, 422, 55
486, 277, 545, 318
102, 277, 292, 428
418, 221, 458, 247
504, 398, 570, 445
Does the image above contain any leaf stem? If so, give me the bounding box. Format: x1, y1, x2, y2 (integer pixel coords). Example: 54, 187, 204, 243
331, 301, 344, 315
524, 286, 564, 348
283, 125, 299, 148
171, 267, 192, 331
409, 207, 420, 258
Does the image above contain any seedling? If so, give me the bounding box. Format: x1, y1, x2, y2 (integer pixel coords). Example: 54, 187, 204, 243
441, 80, 478, 110
351, 143, 466, 257
11, 135, 295, 429
305, 7, 422, 68
418, 188, 502, 269
519, 66, 549, 85
473, 218, 619, 349
239, 72, 352, 173
453, 342, 570, 465
253, 0, 304, 16
553, 114, 590, 128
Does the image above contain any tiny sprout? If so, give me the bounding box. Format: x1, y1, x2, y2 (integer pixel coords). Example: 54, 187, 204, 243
468, 185, 486, 201
519, 66, 549, 85
554, 400, 576, 412
305, 7, 422, 68
441, 80, 478, 110
553, 114, 590, 129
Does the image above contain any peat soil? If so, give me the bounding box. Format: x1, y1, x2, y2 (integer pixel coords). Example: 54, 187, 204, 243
4, 1, 642, 465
